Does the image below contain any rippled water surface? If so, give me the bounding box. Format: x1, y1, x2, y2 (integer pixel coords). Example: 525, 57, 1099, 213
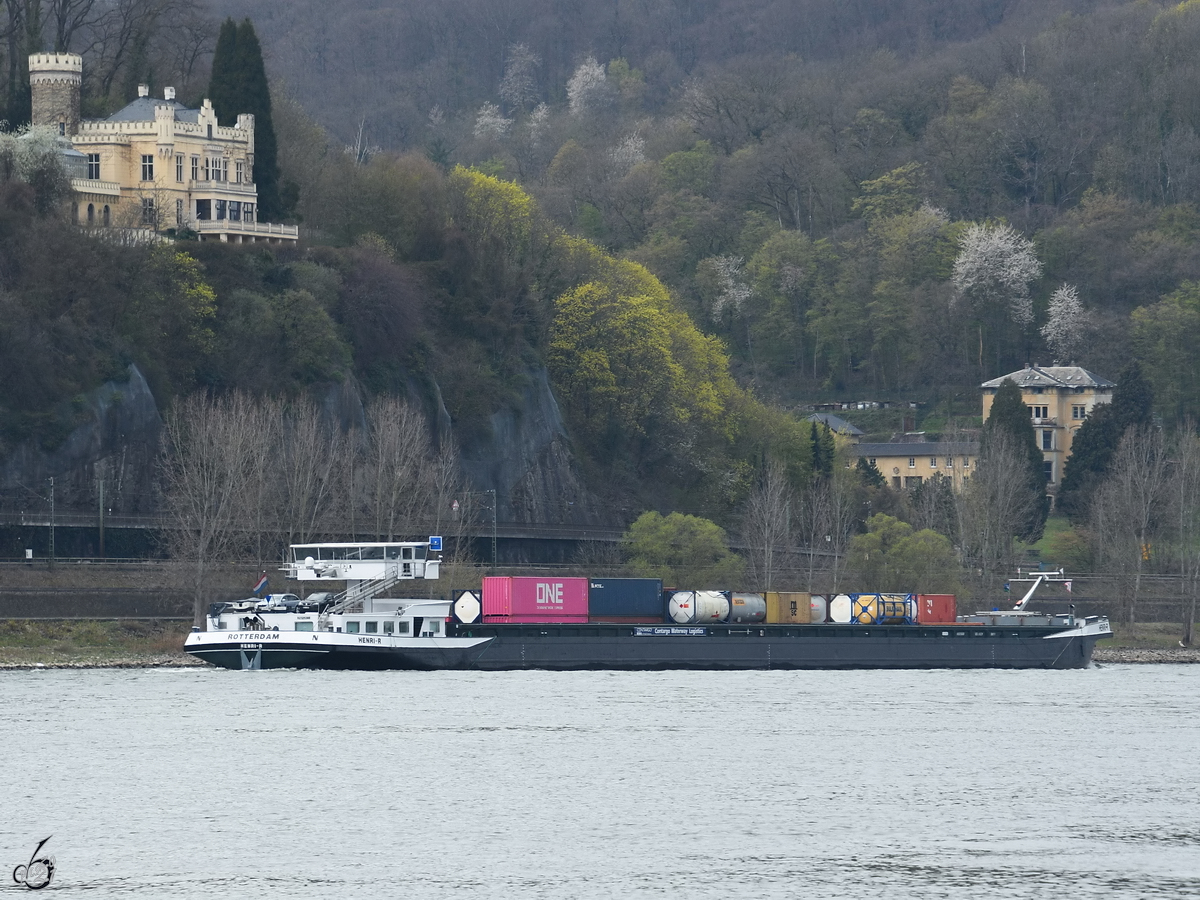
3, 666, 1198, 898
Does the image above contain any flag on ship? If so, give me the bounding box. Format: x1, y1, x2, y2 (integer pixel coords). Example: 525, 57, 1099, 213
1064, 580, 1073, 593
252, 572, 269, 596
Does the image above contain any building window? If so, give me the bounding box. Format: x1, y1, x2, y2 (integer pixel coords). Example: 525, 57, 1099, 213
244, 203, 254, 224
1044, 461, 1054, 483
947, 458, 954, 468
195, 199, 210, 220
103, 205, 110, 226
930, 457, 938, 468
203, 157, 210, 181
175, 154, 183, 182
236, 159, 244, 183
1029, 405, 1048, 419
207, 123, 213, 139
908, 457, 916, 468
221, 158, 229, 182
963, 458, 970, 468
86, 203, 94, 224
215, 199, 226, 220
869, 457, 876, 466
141, 197, 155, 225
140, 154, 154, 181
1072, 405, 1086, 419
1042, 430, 1053, 451
176, 198, 184, 225
191, 156, 199, 181
229, 201, 241, 222
87, 153, 100, 180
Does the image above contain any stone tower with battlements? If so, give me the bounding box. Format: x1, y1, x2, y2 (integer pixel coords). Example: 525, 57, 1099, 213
29, 53, 82, 136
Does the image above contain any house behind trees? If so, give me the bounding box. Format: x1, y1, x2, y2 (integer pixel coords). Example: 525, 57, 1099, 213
980, 364, 1115, 486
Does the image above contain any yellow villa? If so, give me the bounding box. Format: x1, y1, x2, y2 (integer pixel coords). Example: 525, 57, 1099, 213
980, 364, 1115, 485
30, 52, 296, 244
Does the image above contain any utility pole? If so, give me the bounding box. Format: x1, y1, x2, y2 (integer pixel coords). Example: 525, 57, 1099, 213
48, 476, 55, 570
98, 475, 105, 559
488, 488, 497, 574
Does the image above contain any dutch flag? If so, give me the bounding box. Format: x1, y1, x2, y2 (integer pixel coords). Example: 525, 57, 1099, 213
252, 572, 269, 596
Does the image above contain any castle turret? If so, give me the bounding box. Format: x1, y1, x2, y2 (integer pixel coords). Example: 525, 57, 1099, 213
29, 53, 82, 136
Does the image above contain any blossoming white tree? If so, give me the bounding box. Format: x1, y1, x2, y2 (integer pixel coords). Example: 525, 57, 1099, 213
951, 222, 1042, 326
567, 56, 609, 116
1040, 283, 1088, 363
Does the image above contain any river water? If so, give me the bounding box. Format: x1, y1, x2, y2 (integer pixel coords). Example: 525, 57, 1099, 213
2, 665, 1197, 899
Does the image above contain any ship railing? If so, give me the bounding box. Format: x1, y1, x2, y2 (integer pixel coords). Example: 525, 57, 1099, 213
322, 572, 403, 616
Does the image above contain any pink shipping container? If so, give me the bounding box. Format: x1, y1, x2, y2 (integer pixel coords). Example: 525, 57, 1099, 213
916, 593, 957, 624
482, 576, 589, 620
483, 615, 589, 623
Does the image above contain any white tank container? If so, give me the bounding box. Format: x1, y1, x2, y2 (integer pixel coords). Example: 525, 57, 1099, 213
829, 594, 853, 624
668, 590, 730, 624
729, 592, 767, 623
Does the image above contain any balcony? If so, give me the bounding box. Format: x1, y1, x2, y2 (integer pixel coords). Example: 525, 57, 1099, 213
195, 219, 298, 243
188, 178, 257, 195
70, 178, 121, 197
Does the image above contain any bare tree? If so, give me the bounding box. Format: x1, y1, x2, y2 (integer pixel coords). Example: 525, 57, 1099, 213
956, 428, 1043, 586
239, 393, 282, 566
362, 396, 434, 540
741, 459, 793, 591
1089, 426, 1171, 626
160, 392, 261, 623
1172, 424, 1200, 645
277, 397, 343, 547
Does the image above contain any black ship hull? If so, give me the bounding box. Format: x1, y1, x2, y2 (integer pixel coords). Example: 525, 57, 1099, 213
187, 622, 1107, 671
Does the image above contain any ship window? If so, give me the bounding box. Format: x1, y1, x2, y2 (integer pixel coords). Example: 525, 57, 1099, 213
346, 621, 360, 633
402, 547, 414, 560
295, 621, 313, 632
383, 621, 394, 634
430, 620, 441, 634
397, 621, 410, 635
365, 621, 378, 633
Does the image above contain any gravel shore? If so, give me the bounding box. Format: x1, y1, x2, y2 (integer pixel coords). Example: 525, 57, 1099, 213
0, 654, 205, 670
1091, 646, 1200, 664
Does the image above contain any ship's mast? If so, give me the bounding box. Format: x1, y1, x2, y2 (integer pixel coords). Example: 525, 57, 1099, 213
1010, 568, 1072, 611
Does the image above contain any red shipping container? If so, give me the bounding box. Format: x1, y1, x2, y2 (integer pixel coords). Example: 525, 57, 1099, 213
482, 576, 589, 619
483, 615, 589, 624
916, 593, 957, 624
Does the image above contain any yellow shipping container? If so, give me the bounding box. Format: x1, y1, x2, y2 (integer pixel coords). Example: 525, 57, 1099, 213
765, 591, 812, 624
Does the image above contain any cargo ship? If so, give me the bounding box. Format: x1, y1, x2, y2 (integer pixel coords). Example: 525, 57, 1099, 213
184, 539, 1112, 670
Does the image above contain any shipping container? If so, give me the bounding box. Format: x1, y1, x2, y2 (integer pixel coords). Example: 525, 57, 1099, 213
588, 615, 663, 623
829, 593, 853, 624
810, 595, 829, 624
668, 590, 730, 624
765, 592, 812, 624
483, 615, 589, 624
916, 593, 957, 624
851, 593, 913, 624
588, 578, 664, 618
729, 592, 767, 623
482, 576, 589, 619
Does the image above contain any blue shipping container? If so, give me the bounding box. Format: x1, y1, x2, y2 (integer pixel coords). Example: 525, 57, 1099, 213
588, 578, 665, 618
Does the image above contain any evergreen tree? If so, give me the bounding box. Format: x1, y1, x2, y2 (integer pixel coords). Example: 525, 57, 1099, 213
856, 456, 885, 488
207, 20, 239, 123
982, 378, 1049, 541
809, 421, 835, 479
207, 18, 285, 220
1058, 362, 1155, 519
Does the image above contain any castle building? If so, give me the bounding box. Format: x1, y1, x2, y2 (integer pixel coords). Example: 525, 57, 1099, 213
30, 52, 297, 244
981, 364, 1116, 484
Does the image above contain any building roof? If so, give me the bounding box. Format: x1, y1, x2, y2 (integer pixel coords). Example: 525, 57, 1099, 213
980, 365, 1115, 391
103, 97, 192, 123
805, 413, 864, 436
856, 441, 979, 457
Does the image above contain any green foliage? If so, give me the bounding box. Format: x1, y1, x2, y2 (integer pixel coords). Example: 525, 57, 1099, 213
847, 513, 961, 593
1059, 362, 1155, 519
1132, 282, 1200, 423
983, 378, 1050, 540
624, 510, 745, 587
852, 162, 926, 221
209, 19, 285, 219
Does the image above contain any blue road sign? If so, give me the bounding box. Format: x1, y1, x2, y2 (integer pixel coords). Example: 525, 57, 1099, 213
429, 535, 443, 552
